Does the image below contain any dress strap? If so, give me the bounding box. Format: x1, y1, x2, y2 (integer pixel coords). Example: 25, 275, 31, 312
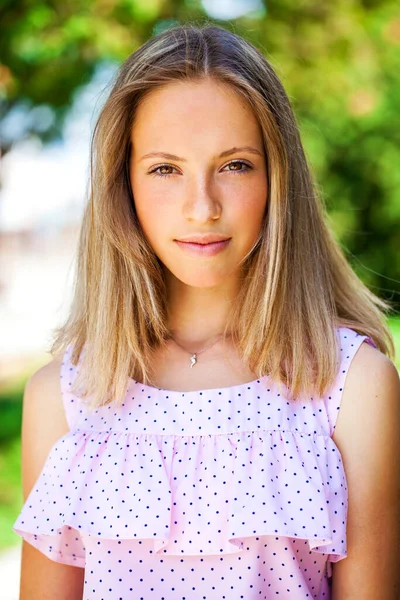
325, 327, 377, 437
60, 343, 84, 430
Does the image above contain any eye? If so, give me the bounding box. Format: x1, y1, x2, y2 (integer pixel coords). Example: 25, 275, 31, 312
222, 160, 252, 174
148, 160, 253, 178
148, 164, 179, 178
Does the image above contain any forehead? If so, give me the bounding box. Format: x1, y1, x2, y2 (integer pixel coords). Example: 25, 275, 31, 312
130, 78, 261, 146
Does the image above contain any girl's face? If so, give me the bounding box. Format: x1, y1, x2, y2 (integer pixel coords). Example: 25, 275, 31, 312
129, 77, 268, 289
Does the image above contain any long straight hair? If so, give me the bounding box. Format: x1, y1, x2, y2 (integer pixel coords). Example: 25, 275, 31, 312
50, 23, 395, 408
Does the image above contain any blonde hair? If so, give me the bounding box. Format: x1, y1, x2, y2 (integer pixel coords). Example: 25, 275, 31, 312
50, 22, 395, 409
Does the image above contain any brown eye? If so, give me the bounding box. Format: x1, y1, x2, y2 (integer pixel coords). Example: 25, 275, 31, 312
224, 160, 252, 174
159, 165, 173, 175
149, 164, 177, 178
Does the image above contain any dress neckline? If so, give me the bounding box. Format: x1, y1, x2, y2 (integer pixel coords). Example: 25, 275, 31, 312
127, 374, 270, 396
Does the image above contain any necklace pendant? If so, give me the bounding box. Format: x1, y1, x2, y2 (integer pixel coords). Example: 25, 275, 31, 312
190, 353, 197, 368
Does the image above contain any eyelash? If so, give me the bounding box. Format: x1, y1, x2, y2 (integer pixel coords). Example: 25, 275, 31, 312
148, 160, 253, 179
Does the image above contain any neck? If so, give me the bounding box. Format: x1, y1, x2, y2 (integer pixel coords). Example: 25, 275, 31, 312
165, 270, 240, 346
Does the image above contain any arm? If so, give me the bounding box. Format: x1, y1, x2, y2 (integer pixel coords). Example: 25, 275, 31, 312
19, 357, 85, 600
331, 342, 400, 600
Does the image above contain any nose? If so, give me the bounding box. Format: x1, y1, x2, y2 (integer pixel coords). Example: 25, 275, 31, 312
182, 175, 221, 223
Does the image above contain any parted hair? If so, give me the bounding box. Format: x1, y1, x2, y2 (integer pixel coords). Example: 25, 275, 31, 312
50, 22, 395, 409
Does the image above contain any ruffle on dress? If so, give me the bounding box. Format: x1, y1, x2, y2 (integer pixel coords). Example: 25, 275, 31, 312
13, 425, 348, 567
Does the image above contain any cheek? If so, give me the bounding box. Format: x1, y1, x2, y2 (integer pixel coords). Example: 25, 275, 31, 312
133, 181, 173, 240
229, 183, 267, 235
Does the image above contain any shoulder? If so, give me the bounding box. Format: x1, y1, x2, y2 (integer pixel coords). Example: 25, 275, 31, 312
334, 340, 399, 437
333, 340, 400, 449
25, 354, 66, 419
21, 353, 70, 500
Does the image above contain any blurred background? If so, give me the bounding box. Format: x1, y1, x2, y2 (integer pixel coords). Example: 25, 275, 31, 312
0, 0, 399, 597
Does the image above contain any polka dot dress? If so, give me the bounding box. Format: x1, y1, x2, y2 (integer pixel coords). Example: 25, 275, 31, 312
13, 327, 376, 599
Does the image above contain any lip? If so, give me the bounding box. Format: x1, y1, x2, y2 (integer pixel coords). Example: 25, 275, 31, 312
175, 234, 230, 244
174, 238, 231, 257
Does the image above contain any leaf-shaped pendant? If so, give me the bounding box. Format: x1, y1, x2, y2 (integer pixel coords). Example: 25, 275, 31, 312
190, 353, 197, 368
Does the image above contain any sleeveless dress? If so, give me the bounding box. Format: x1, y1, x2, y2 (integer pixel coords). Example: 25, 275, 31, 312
13, 326, 376, 599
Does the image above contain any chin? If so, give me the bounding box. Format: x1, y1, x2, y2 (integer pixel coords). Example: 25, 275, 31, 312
166, 266, 238, 289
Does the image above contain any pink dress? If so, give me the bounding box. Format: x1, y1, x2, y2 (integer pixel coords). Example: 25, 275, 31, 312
13, 326, 375, 599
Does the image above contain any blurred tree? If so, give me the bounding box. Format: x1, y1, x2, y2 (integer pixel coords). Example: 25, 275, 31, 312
0, 0, 399, 305
0, 0, 204, 150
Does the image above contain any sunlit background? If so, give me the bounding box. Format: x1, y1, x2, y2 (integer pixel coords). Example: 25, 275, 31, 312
1, 1, 399, 597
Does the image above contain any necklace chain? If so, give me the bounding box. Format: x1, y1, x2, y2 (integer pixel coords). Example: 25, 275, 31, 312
170, 333, 225, 368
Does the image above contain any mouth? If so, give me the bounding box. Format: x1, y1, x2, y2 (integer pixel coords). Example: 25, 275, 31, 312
174, 238, 231, 257
175, 234, 231, 244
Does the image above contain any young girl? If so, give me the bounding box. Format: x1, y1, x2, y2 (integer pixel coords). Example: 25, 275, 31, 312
13, 23, 400, 600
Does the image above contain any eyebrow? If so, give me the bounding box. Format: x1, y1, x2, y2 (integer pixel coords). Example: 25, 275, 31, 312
139, 146, 264, 162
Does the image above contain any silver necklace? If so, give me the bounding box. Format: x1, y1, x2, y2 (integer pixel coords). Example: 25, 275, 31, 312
171, 333, 225, 368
